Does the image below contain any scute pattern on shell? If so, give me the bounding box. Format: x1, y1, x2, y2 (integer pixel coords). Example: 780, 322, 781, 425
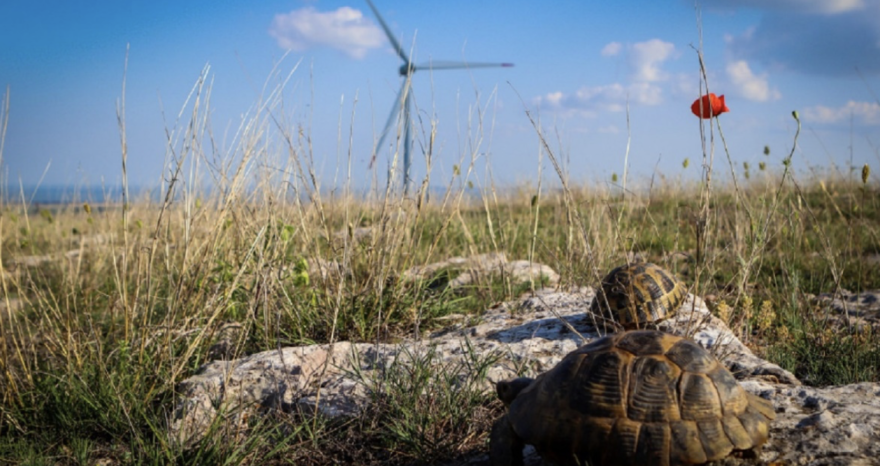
591, 263, 687, 328
495, 330, 775, 466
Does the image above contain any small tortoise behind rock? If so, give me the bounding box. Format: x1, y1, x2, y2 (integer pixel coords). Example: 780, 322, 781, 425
490, 330, 775, 466
590, 262, 687, 329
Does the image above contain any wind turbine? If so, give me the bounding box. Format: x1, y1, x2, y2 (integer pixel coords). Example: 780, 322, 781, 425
365, 0, 513, 192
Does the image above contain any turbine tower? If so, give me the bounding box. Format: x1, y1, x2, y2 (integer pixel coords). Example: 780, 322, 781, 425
365, 0, 513, 192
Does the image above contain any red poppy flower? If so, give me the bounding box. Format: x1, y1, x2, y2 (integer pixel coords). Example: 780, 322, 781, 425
691, 93, 730, 119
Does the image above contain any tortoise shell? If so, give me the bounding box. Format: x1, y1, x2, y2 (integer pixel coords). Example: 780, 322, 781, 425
490, 330, 775, 466
590, 263, 687, 329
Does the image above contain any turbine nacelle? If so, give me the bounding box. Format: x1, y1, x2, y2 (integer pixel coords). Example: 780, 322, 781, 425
399, 63, 415, 76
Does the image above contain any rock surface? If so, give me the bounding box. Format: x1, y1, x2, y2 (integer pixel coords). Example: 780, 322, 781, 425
171, 286, 880, 464
301, 251, 560, 290
744, 381, 880, 466
817, 290, 880, 332
403, 252, 560, 289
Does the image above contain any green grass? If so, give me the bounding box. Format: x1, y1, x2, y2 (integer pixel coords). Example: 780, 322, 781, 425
3, 175, 879, 464
1, 74, 879, 464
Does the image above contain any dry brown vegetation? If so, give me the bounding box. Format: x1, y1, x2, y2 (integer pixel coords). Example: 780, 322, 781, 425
0, 69, 878, 464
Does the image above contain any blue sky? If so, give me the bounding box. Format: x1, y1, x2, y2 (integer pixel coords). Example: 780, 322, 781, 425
1, 0, 879, 191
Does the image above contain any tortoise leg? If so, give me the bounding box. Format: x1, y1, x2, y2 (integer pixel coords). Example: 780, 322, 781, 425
490, 414, 524, 466
738, 445, 762, 460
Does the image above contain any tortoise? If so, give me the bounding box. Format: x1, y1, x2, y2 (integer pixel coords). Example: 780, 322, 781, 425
490, 330, 775, 466
590, 262, 687, 329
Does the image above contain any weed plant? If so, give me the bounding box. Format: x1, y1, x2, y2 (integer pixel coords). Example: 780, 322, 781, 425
0, 62, 878, 464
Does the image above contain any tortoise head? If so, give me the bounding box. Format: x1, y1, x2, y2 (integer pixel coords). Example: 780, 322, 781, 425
495, 377, 534, 406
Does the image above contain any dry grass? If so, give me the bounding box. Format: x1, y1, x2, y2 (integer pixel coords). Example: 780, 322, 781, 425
0, 64, 878, 464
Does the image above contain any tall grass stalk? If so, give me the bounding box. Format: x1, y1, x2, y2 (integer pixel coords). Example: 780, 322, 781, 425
1, 48, 879, 464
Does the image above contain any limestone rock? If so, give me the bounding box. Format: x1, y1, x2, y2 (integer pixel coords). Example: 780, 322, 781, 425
306, 257, 347, 281
404, 253, 560, 290
744, 381, 880, 466
170, 287, 880, 463
205, 323, 245, 361
814, 290, 880, 334
404, 253, 508, 283
816, 290, 880, 317
171, 342, 396, 445
170, 288, 795, 445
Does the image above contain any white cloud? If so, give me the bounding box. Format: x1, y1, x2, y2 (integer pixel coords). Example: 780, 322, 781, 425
671, 73, 700, 99
726, 60, 781, 101
534, 82, 664, 116
723, 1, 880, 76
533, 38, 676, 117
629, 39, 676, 82
809, 0, 867, 13
803, 101, 880, 124
269, 7, 385, 59
710, 0, 868, 14
601, 42, 622, 56
627, 82, 664, 105
542, 92, 565, 107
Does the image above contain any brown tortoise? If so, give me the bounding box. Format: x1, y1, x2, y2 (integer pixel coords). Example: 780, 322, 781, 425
591, 263, 688, 329
490, 330, 775, 466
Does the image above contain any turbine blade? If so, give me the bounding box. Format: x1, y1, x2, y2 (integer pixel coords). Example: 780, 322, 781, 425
365, 0, 410, 64
413, 61, 514, 71
370, 79, 409, 169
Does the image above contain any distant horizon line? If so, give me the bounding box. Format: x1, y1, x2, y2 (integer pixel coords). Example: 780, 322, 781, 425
2, 183, 485, 205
